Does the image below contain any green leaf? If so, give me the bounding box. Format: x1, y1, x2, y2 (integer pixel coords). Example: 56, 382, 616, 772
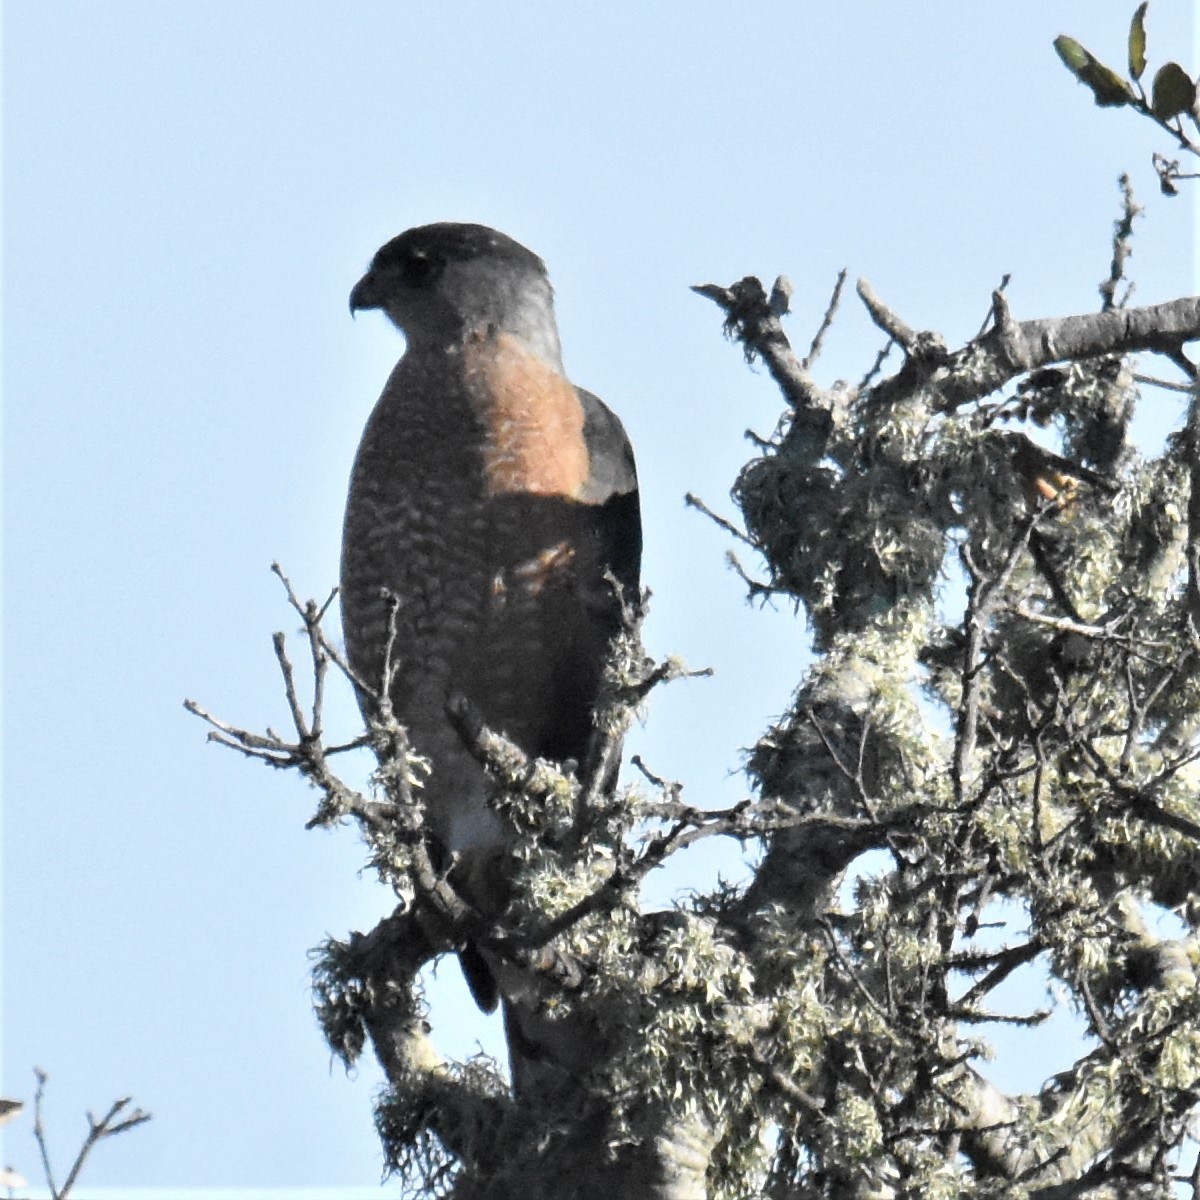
1054, 35, 1133, 107
1054, 35, 1090, 74
1150, 61, 1196, 119
1086, 62, 1135, 107
1128, 3, 1148, 80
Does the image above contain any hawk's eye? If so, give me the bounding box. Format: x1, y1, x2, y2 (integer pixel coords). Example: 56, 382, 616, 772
401, 251, 438, 286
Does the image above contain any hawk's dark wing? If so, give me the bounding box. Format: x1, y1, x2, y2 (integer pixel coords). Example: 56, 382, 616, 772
578, 386, 642, 601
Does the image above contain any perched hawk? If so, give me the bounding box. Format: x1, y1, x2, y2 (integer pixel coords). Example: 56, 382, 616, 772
341, 223, 642, 1012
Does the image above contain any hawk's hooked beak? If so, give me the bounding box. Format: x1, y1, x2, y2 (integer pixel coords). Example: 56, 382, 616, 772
348, 271, 381, 317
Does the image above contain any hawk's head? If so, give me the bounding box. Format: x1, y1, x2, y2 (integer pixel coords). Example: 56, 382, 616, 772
350, 223, 562, 365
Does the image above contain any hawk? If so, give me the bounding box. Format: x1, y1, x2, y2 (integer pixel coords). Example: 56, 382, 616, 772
341, 223, 642, 1013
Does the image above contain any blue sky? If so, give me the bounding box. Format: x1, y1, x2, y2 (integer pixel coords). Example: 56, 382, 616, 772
3, 1, 1196, 1193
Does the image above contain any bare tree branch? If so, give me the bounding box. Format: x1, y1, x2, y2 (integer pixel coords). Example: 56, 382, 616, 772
32, 1070, 150, 1200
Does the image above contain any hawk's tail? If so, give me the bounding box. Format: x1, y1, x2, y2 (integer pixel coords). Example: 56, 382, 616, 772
458, 943, 499, 1013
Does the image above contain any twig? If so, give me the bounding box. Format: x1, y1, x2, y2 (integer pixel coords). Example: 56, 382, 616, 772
32, 1070, 150, 1200
801, 268, 848, 371
1028, 530, 1085, 624
1078, 976, 1117, 1050
857, 339, 894, 392
1131, 372, 1193, 393
272, 630, 309, 741
1010, 605, 1169, 651
32, 1071, 57, 1200
684, 493, 756, 546
630, 654, 713, 702
271, 563, 376, 699
692, 276, 829, 413
725, 550, 776, 602
955, 940, 1044, 1008
1099, 175, 1141, 313
805, 707, 879, 820
182, 697, 369, 766
630, 754, 683, 802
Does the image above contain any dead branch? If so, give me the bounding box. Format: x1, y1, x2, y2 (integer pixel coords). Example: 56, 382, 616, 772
32, 1070, 150, 1200
858, 281, 1200, 410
